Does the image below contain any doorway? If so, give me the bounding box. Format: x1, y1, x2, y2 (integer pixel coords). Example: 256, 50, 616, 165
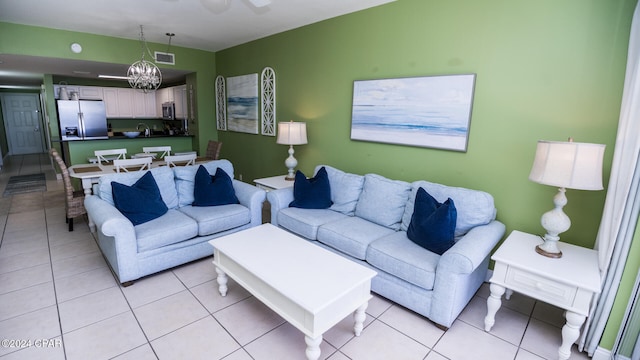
0, 93, 46, 155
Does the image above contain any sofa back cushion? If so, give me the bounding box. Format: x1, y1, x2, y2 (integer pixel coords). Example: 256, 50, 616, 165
97, 165, 179, 209
355, 174, 411, 230
174, 160, 235, 208
401, 180, 496, 238
314, 165, 364, 215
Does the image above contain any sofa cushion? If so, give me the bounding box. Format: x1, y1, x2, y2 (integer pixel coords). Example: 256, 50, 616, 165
97, 166, 179, 209
407, 188, 457, 255
355, 174, 411, 230
366, 232, 440, 290
401, 180, 496, 238
178, 204, 250, 236
174, 160, 235, 208
277, 207, 347, 240
136, 209, 199, 252
193, 166, 239, 207
111, 172, 169, 226
289, 167, 332, 209
317, 216, 395, 260
314, 165, 364, 215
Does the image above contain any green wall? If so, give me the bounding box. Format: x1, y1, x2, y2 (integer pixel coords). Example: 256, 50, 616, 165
0, 22, 218, 156
214, 0, 637, 351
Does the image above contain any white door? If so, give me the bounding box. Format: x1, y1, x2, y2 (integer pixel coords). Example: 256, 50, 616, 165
1, 93, 45, 155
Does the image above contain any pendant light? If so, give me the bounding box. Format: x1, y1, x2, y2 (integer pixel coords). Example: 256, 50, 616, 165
127, 25, 162, 93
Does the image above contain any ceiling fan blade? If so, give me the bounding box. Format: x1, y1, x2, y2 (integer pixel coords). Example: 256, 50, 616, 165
248, 0, 271, 8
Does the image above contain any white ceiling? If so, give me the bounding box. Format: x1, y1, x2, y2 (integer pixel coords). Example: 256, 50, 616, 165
0, 0, 394, 87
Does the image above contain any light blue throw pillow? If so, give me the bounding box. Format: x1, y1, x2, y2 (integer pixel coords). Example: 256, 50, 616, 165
314, 165, 364, 215
354, 174, 411, 230
97, 166, 178, 209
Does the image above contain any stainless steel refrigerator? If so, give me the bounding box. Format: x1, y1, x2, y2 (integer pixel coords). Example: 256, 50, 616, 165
57, 100, 108, 140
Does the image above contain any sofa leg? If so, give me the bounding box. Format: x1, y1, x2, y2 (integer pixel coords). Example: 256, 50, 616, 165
435, 323, 449, 331
121, 281, 135, 287
68, 218, 74, 232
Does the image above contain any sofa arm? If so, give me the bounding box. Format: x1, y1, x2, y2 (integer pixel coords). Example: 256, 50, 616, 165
233, 180, 267, 227
266, 187, 294, 226
438, 220, 506, 274
84, 195, 139, 283
428, 220, 506, 328
85, 195, 136, 239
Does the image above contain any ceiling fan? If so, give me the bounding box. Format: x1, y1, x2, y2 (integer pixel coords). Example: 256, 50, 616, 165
200, 0, 271, 13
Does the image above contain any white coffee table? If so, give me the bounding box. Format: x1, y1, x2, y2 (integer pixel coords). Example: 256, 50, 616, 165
208, 224, 377, 360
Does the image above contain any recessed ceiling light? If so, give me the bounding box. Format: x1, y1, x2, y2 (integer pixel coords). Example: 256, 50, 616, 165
70, 43, 82, 53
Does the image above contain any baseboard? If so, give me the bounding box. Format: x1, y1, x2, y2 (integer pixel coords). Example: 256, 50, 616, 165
591, 346, 613, 360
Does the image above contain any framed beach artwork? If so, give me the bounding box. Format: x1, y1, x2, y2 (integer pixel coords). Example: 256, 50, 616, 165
226, 73, 259, 134
350, 74, 476, 152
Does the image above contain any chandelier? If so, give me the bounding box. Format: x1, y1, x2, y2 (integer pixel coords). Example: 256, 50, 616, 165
127, 25, 162, 93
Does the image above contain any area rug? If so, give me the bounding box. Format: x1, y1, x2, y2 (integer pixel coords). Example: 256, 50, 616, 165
3, 173, 47, 197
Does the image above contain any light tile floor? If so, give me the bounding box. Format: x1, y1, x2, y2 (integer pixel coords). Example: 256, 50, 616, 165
0, 154, 592, 360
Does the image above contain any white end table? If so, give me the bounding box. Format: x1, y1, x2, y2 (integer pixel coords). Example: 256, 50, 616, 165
253, 174, 294, 191
484, 230, 601, 360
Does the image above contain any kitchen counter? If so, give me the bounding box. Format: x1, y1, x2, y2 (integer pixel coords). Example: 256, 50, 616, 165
108, 134, 194, 140
61, 136, 197, 165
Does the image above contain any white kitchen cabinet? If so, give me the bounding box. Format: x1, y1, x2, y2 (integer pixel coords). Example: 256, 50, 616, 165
78, 86, 103, 100
155, 87, 173, 117
103, 88, 134, 118
133, 91, 157, 118
173, 85, 187, 119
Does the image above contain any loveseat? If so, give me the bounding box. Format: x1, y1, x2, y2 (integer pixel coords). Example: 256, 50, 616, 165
85, 160, 266, 285
267, 165, 505, 328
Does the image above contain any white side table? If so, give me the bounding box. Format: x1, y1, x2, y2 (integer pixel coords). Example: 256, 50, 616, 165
484, 230, 601, 360
254, 174, 294, 191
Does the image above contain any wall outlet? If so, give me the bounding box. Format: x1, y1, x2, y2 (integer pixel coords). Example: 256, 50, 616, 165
238, 174, 243, 181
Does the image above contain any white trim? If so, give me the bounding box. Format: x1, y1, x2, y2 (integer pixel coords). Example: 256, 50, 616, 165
591, 346, 613, 360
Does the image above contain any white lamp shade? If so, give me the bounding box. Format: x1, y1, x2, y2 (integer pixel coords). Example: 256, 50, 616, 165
529, 140, 605, 190
277, 122, 308, 145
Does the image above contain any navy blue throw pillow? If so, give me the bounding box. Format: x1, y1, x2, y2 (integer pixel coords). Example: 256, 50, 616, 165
192, 165, 239, 206
407, 187, 457, 255
289, 166, 332, 209
111, 172, 169, 226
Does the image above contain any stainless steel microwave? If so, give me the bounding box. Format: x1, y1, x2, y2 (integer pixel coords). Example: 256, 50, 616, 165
162, 102, 175, 120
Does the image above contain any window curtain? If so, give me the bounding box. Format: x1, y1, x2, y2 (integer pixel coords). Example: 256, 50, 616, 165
581, 2, 640, 355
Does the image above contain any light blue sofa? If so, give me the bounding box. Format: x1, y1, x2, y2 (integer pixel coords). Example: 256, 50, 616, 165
267, 165, 505, 329
85, 160, 266, 286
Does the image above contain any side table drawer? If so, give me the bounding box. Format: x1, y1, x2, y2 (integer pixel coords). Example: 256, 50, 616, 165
505, 266, 577, 307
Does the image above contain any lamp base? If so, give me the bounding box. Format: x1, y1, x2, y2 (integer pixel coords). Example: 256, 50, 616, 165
535, 245, 563, 258
284, 175, 295, 181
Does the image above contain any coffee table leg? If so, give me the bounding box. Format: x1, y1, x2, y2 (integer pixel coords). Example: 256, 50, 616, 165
304, 335, 322, 360
215, 267, 228, 296
353, 302, 368, 336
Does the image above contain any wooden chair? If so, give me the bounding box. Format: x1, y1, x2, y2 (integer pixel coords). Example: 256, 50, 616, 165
50, 148, 86, 231
164, 153, 197, 167
205, 140, 222, 160
95, 148, 127, 165
113, 157, 152, 173
142, 146, 172, 159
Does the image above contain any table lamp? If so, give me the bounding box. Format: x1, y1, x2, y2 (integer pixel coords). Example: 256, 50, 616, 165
277, 121, 307, 180
528, 139, 605, 258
